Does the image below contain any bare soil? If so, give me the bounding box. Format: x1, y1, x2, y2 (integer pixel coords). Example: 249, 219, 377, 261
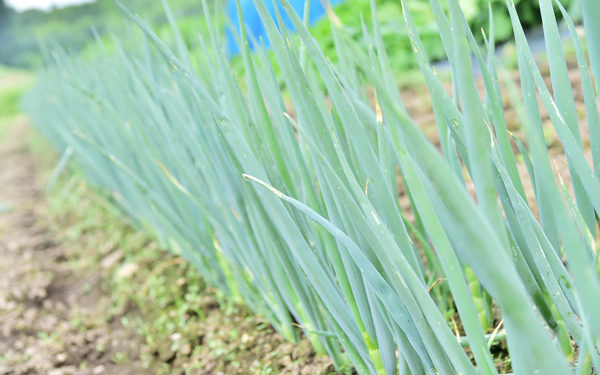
0, 117, 151, 375
398, 59, 594, 220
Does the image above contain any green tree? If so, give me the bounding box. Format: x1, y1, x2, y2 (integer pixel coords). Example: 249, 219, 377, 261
0, 0, 8, 19
0, 0, 10, 31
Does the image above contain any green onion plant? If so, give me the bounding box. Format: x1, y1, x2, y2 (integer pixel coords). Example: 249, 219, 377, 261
25, 0, 600, 373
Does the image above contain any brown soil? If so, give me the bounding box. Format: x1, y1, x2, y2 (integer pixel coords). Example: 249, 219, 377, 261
0, 117, 151, 375
398, 59, 594, 220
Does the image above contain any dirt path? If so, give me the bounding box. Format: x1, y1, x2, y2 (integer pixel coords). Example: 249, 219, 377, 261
0, 118, 150, 375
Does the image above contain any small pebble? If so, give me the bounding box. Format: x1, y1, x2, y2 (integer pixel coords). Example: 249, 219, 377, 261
92, 364, 105, 374
180, 342, 191, 355
100, 250, 123, 269
117, 263, 138, 278
54, 352, 68, 364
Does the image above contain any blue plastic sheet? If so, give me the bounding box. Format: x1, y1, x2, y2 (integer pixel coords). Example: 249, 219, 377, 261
226, 0, 344, 56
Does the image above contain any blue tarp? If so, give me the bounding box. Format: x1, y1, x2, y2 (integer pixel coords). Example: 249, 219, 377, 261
226, 0, 343, 56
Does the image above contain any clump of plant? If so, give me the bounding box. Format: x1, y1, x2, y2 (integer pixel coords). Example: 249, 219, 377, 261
26, 0, 600, 373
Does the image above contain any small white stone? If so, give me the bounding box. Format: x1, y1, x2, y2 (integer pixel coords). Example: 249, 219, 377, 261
117, 263, 138, 278
92, 364, 105, 374
55, 352, 68, 363
100, 250, 125, 269
100, 250, 123, 269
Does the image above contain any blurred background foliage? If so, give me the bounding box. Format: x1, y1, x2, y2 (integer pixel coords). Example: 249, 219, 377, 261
0, 0, 204, 68
311, 0, 579, 75
0, 0, 581, 75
